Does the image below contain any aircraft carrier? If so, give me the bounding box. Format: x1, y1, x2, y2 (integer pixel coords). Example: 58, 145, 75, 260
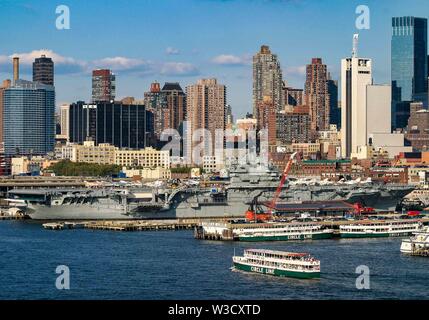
6, 161, 415, 220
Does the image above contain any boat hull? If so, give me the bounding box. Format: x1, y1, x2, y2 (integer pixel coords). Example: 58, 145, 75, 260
233, 262, 320, 279
340, 231, 414, 238
238, 232, 333, 242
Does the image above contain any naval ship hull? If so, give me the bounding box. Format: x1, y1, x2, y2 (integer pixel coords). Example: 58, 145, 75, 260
26, 203, 130, 220
23, 185, 414, 220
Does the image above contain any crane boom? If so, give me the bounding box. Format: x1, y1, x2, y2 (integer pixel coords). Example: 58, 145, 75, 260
244, 152, 298, 222
268, 152, 297, 213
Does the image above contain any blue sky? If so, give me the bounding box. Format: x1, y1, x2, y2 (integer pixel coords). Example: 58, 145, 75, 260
0, 0, 428, 117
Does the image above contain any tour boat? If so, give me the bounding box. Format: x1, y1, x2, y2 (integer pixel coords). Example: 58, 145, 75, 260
340, 219, 422, 238
232, 249, 320, 279
401, 226, 429, 255
233, 222, 334, 241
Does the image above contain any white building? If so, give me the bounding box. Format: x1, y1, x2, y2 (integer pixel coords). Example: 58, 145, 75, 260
59, 104, 69, 140
366, 85, 391, 138
341, 55, 372, 157
341, 41, 411, 160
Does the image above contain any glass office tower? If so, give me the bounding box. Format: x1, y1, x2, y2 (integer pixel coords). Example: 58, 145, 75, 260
391, 16, 428, 128
68, 101, 150, 149
3, 80, 55, 156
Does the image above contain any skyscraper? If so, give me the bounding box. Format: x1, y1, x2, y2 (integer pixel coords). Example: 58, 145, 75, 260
391, 16, 428, 128
256, 96, 276, 147
92, 69, 116, 102
3, 80, 55, 156
304, 58, 330, 131
186, 78, 226, 161
60, 104, 70, 140
144, 81, 168, 142
162, 82, 186, 131
327, 76, 339, 128
68, 101, 149, 149
341, 53, 372, 158
0, 79, 11, 144
253, 45, 283, 117
33, 55, 54, 86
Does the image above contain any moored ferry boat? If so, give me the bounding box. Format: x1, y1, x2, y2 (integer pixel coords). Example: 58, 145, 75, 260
233, 222, 334, 242
400, 226, 429, 255
340, 220, 422, 238
232, 249, 320, 279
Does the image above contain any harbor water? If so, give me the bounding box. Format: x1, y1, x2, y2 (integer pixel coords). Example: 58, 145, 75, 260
0, 220, 429, 300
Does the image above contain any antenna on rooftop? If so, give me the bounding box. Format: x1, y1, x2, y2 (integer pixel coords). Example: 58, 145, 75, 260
352, 34, 359, 58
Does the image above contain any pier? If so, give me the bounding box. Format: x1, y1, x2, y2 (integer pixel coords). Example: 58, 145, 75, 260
0, 215, 28, 220
42, 219, 198, 232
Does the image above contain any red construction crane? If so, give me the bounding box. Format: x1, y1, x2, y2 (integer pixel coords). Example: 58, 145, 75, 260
268, 152, 298, 214
245, 152, 298, 222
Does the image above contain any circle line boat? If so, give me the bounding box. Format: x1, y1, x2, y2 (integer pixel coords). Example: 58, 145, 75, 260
232, 249, 320, 279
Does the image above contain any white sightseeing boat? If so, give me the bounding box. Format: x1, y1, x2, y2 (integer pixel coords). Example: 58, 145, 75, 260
233, 222, 334, 242
401, 226, 429, 255
232, 249, 320, 279
340, 219, 422, 238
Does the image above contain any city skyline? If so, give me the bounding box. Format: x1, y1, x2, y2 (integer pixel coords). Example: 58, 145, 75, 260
0, 0, 428, 118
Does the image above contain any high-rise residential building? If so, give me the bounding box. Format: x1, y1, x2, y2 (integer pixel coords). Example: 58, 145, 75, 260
391, 16, 428, 128
60, 104, 70, 139
256, 96, 277, 148
68, 101, 150, 149
305, 58, 330, 131
162, 82, 186, 132
327, 76, 340, 128
4, 80, 55, 156
0, 79, 11, 144
144, 81, 168, 142
33, 55, 54, 86
186, 78, 226, 161
341, 55, 372, 158
276, 105, 311, 144
253, 45, 283, 117
92, 69, 116, 102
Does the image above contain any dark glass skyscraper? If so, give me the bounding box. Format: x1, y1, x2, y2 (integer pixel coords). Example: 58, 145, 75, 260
3, 80, 55, 156
391, 16, 428, 128
327, 78, 339, 128
68, 101, 150, 149
33, 55, 54, 86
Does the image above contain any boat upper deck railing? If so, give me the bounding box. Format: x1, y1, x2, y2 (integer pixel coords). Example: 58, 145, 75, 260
244, 249, 310, 258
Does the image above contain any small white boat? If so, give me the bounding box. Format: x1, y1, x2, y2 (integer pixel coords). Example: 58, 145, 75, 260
401, 226, 429, 255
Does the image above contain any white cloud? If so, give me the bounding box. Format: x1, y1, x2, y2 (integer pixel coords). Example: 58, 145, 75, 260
92, 57, 147, 71
211, 54, 251, 66
0, 49, 198, 77
159, 62, 199, 76
285, 65, 306, 76
166, 47, 180, 55
0, 49, 86, 74
10, 49, 82, 66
